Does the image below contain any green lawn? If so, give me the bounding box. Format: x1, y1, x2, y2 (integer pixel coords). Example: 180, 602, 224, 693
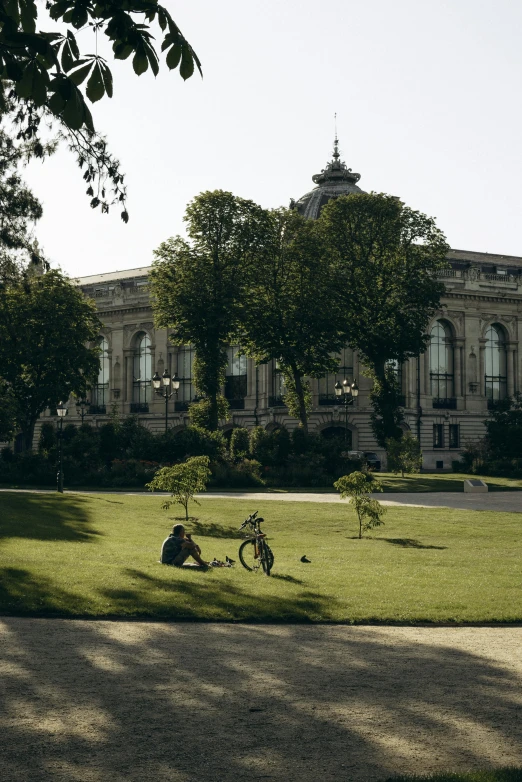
1, 491, 521, 622
261, 473, 522, 493
2, 472, 522, 494
376, 473, 522, 492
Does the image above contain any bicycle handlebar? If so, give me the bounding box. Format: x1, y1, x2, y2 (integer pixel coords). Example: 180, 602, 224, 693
238, 510, 259, 530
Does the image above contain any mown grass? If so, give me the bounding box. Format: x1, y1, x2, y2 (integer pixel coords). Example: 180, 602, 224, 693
386, 770, 522, 781
2, 472, 522, 494
262, 473, 522, 493
1, 491, 521, 621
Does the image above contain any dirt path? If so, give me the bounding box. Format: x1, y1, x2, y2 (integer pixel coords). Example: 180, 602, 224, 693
2, 487, 522, 512
1, 620, 522, 781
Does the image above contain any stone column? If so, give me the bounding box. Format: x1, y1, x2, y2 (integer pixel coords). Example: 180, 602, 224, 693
479, 338, 488, 398
507, 344, 517, 397
454, 338, 465, 398
123, 349, 134, 406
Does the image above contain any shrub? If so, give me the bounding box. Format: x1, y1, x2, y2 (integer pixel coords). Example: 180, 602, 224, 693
211, 458, 264, 488
188, 396, 230, 429
229, 427, 250, 461
167, 426, 226, 462
386, 433, 422, 477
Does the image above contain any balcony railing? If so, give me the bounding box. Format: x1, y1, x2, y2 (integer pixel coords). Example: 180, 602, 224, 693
88, 404, 106, 415
432, 398, 457, 410
174, 400, 191, 412
130, 402, 149, 413
318, 394, 341, 406
268, 395, 286, 408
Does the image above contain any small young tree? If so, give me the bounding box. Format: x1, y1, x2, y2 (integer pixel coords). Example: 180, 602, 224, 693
334, 471, 386, 539
146, 456, 211, 521
386, 432, 423, 477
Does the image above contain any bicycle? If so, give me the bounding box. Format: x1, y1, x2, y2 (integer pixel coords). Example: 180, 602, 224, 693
238, 510, 274, 576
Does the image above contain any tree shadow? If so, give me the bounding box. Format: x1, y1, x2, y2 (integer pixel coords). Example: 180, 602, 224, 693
381, 538, 448, 550
188, 520, 245, 539
0, 492, 100, 543
106, 567, 331, 622
1, 618, 522, 781
0, 567, 86, 615
270, 574, 304, 584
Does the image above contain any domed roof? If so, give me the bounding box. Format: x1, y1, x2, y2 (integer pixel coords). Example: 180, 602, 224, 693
292, 137, 364, 219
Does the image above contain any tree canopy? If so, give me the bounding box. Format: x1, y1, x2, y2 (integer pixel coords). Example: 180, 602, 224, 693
0, 0, 201, 218
240, 208, 345, 431
0, 269, 101, 447
150, 190, 269, 431
318, 193, 449, 445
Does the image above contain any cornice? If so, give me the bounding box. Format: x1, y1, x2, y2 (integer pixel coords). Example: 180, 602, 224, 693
444, 291, 522, 305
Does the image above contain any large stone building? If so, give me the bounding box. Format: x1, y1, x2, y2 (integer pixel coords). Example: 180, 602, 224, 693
44, 140, 522, 469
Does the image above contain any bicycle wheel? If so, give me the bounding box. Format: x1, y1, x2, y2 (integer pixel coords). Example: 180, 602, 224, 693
261, 542, 274, 576
239, 539, 260, 571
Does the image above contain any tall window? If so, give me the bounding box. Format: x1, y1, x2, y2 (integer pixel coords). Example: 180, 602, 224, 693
430, 321, 454, 402
433, 424, 444, 449
485, 324, 507, 402
318, 347, 354, 404
225, 346, 247, 408
270, 360, 286, 407
92, 336, 109, 408
387, 359, 402, 390
176, 346, 195, 407
133, 332, 152, 405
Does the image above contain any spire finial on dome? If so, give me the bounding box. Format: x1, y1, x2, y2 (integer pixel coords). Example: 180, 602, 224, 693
333, 113, 340, 160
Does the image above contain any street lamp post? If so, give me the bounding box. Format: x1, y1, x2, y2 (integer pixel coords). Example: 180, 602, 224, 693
75, 397, 88, 424
152, 369, 180, 433
334, 378, 359, 443
56, 401, 68, 493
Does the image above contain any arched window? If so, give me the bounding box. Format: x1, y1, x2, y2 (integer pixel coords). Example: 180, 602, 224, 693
92, 336, 109, 410
485, 324, 507, 402
430, 321, 454, 405
320, 425, 353, 449
225, 346, 247, 409
318, 347, 354, 405
133, 333, 152, 406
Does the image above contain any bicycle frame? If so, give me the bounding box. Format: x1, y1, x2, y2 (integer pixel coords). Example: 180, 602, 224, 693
238, 510, 273, 575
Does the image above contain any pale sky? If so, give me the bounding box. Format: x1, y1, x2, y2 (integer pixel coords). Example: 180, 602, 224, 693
24, 0, 522, 278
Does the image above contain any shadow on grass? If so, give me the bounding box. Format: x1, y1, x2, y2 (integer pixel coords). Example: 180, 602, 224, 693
270, 573, 304, 584
105, 567, 333, 621
188, 520, 245, 539
381, 538, 448, 550
379, 475, 522, 493
0, 567, 84, 615
0, 492, 100, 543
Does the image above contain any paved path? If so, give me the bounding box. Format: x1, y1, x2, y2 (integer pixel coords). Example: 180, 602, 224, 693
204, 490, 522, 512
1, 619, 522, 782
2, 487, 522, 512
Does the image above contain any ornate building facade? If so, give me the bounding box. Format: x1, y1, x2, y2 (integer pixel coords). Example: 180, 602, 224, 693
41, 141, 522, 469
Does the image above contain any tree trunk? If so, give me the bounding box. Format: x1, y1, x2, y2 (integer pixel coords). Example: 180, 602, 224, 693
208, 392, 219, 431
293, 372, 309, 434
369, 357, 404, 448
20, 419, 36, 452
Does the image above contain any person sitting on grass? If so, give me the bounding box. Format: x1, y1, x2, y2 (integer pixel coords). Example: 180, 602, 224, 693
160, 524, 208, 568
